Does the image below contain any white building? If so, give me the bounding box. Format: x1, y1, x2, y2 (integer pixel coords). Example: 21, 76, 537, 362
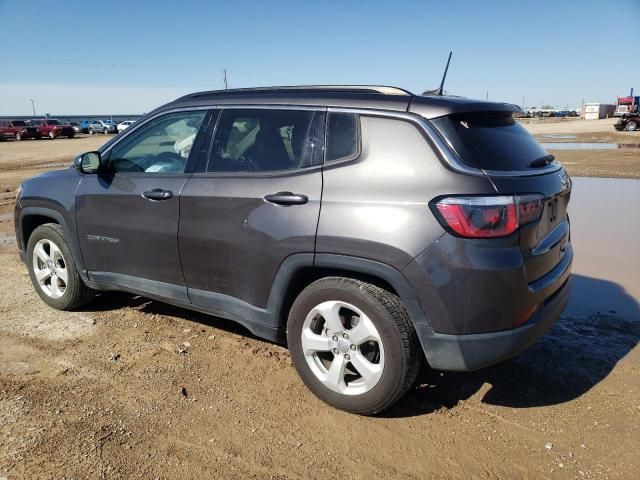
583, 103, 615, 120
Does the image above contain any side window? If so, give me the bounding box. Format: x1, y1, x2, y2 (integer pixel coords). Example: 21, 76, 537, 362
208, 109, 324, 173
108, 111, 206, 174
326, 112, 359, 162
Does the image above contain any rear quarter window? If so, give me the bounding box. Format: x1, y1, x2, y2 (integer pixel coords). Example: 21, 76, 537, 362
432, 111, 549, 171
326, 112, 359, 162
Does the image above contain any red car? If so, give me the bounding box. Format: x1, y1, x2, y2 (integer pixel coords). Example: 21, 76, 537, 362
0, 120, 40, 141
29, 119, 75, 139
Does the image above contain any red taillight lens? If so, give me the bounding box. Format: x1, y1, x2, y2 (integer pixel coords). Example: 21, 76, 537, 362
517, 194, 544, 225
433, 194, 543, 238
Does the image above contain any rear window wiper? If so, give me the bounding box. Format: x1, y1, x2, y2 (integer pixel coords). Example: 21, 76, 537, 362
529, 154, 555, 168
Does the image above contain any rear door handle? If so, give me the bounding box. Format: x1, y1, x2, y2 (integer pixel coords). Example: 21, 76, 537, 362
264, 192, 308, 206
142, 188, 173, 201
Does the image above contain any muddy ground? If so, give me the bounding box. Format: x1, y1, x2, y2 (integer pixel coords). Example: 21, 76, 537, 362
1, 128, 639, 479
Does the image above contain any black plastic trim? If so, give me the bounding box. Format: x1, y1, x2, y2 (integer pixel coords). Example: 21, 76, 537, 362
19, 206, 88, 281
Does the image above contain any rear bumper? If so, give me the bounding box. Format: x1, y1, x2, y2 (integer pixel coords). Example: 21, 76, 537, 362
416, 275, 570, 371
402, 232, 573, 371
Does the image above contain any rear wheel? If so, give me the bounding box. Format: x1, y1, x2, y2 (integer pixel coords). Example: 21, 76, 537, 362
26, 224, 95, 310
287, 277, 422, 415
625, 121, 638, 131
88, 128, 95, 135
15, 132, 23, 141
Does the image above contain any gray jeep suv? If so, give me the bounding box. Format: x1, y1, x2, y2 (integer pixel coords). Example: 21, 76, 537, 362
14, 86, 572, 414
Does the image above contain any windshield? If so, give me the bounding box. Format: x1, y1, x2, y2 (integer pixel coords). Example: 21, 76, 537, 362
432, 111, 550, 171
47, 120, 60, 125
12, 121, 26, 126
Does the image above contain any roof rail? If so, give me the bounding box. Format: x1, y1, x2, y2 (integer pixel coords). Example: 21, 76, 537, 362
179, 85, 413, 100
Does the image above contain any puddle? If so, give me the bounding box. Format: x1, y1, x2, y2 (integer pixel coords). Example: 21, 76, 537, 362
567, 177, 640, 321
541, 142, 640, 150
542, 134, 577, 139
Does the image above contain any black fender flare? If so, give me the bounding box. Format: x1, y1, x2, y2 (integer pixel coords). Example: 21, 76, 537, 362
267, 253, 433, 330
19, 206, 88, 281
313, 254, 432, 328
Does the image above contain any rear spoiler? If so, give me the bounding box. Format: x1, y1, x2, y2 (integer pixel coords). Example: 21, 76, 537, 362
409, 95, 521, 120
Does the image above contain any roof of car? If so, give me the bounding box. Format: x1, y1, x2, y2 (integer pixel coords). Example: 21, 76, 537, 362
166, 85, 520, 119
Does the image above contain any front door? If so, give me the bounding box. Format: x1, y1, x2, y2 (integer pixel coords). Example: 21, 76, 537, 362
179, 107, 325, 313
75, 109, 209, 300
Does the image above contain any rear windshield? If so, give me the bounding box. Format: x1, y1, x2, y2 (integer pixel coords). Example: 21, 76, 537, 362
432, 111, 549, 171
47, 119, 60, 125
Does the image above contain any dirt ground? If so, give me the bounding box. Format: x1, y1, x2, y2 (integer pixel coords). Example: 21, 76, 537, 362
524, 119, 640, 179
0, 129, 639, 479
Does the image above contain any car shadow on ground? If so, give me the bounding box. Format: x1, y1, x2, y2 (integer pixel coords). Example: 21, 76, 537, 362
79, 274, 640, 418
384, 274, 640, 418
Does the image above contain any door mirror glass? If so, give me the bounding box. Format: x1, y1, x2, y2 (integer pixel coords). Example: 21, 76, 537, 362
75, 151, 101, 174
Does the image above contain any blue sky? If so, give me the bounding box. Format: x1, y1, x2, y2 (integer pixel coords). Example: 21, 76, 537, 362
0, 0, 638, 114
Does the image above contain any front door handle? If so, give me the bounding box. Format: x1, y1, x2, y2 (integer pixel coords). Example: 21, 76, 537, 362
264, 192, 308, 206
142, 188, 173, 201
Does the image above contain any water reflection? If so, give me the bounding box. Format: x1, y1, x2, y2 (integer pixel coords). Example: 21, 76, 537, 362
542, 142, 640, 150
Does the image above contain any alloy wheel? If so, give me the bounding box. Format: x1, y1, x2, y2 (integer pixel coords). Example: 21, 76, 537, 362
301, 300, 384, 395
32, 238, 68, 299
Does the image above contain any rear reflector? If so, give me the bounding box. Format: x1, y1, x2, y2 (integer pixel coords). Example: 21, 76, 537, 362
432, 194, 544, 238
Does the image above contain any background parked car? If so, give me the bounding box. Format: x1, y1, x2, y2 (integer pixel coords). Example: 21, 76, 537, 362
117, 120, 135, 133
0, 120, 40, 141
64, 122, 81, 134
79, 120, 92, 134
29, 119, 75, 139
88, 120, 117, 135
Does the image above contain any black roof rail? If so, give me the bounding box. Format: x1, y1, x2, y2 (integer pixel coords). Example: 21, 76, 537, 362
178, 85, 414, 101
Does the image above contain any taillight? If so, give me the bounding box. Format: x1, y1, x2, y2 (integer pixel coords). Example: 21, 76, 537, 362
432, 194, 544, 238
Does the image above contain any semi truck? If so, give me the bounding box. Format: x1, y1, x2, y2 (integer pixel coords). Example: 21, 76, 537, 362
614, 89, 639, 117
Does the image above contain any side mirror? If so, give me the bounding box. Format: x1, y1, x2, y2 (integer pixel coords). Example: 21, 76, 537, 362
74, 151, 101, 174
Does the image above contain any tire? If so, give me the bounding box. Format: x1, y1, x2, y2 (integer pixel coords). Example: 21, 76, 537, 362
48, 131, 56, 139
625, 121, 638, 132
89, 128, 95, 135
26, 223, 95, 310
15, 132, 23, 141
287, 277, 422, 415
35, 134, 42, 140
103, 128, 108, 135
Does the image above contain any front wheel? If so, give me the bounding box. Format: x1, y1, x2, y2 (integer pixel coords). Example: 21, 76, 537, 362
103, 128, 108, 135
625, 121, 638, 131
88, 128, 95, 135
15, 132, 23, 141
287, 277, 422, 415
27, 224, 95, 310
48, 131, 56, 139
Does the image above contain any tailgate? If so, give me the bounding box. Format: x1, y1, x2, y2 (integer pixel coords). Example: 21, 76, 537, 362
489, 169, 572, 283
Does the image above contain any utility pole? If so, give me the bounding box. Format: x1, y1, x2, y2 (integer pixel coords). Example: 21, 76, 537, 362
222, 69, 228, 90
30, 99, 36, 116
486, 90, 488, 100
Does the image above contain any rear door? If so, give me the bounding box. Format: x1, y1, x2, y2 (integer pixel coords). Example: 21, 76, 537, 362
179, 107, 325, 311
75, 109, 211, 299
